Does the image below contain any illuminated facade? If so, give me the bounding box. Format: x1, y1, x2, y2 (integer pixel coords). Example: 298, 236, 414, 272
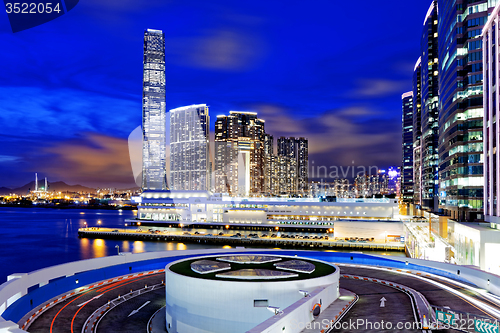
437, 0, 495, 220
214, 112, 265, 196
142, 29, 167, 190
170, 104, 210, 191
421, 1, 440, 211
413, 57, 422, 207
483, 3, 500, 224
402, 91, 414, 203
277, 137, 309, 193
133, 191, 398, 225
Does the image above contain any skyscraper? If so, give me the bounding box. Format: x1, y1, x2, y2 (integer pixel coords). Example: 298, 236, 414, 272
420, 1, 440, 211
214, 111, 265, 196
482, 4, 500, 225
437, 0, 493, 220
142, 29, 167, 190
277, 137, 309, 194
402, 91, 414, 203
413, 57, 422, 207
169, 104, 210, 191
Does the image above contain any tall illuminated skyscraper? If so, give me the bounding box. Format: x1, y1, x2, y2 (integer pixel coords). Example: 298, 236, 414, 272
277, 137, 309, 194
483, 4, 500, 225
437, 0, 494, 220
214, 111, 265, 196
402, 91, 414, 203
421, 1, 439, 211
142, 29, 167, 190
413, 57, 422, 207
169, 104, 210, 191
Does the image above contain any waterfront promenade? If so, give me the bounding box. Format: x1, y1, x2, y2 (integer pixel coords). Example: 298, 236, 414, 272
78, 227, 405, 251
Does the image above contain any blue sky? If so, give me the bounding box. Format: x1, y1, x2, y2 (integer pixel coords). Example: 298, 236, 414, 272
0, 0, 432, 188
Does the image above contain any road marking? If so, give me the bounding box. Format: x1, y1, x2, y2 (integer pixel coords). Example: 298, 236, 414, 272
128, 301, 151, 317
379, 297, 386, 307
77, 294, 103, 307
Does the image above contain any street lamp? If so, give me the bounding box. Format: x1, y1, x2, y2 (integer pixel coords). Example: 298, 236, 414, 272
115, 245, 120, 255
98, 220, 101, 229
83, 222, 87, 229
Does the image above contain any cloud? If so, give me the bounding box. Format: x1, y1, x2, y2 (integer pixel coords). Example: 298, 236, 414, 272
0, 86, 140, 140
0, 155, 21, 163
253, 104, 401, 169
166, 28, 265, 71
352, 79, 408, 98
40, 133, 137, 188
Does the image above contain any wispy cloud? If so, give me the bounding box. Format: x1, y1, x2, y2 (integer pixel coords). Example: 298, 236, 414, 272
0, 86, 140, 140
351, 79, 407, 98
166, 28, 266, 71
40, 133, 137, 188
254, 104, 401, 168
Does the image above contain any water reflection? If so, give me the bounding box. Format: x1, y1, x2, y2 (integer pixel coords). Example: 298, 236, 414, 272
0, 208, 407, 284
93, 239, 106, 257
122, 241, 130, 252
133, 241, 145, 253
80, 238, 90, 259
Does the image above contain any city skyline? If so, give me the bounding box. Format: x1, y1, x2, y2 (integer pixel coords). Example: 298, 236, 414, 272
0, 0, 431, 189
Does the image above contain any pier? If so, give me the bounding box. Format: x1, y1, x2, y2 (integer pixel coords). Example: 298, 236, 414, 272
77, 228, 405, 251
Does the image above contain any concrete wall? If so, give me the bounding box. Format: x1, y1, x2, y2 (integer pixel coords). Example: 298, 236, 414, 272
266, 202, 397, 219
246, 285, 337, 333
4, 248, 500, 332
334, 221, 403, 242
165, 256, 339, 333
223, 210, 267, 224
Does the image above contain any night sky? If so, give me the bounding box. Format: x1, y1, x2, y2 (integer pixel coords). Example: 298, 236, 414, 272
0, 0, 432, 189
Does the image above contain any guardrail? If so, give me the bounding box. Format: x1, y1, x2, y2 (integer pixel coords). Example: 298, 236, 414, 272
2, 249, 500, 332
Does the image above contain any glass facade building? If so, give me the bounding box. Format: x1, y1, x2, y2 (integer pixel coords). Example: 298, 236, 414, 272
413, 57, 423, 207
169, 104, 210, 191
402, 91, 414, 203
142, 29, 167, 190
421, 1, 440, 211
483, 2, 500, 224
437, 0, 495, 220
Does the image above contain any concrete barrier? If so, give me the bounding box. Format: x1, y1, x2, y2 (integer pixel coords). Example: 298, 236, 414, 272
2, 249, 500, 332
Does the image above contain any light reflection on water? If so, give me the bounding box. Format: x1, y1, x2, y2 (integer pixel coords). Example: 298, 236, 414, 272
0, 207, 406, 283
92, 239, 106, 257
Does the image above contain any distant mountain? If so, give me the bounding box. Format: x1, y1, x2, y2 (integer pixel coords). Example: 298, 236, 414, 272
0, 181, 96, 195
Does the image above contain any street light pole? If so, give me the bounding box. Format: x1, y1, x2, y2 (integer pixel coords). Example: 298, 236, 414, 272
115, 245, 120, 255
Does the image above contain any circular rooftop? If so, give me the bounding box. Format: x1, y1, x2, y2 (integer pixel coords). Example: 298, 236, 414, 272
168, 254, 336, 282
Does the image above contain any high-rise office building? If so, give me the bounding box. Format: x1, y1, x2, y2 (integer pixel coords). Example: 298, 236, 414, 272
169, 104, 210, 191
413, 57, 423, 207
437, 0, 494, 220
277, 137, 309, 193
142, 29, 167, 190
421, 1, 440, 211
214, 111, 265, 196
483, 4, 500, 224
402, 91, 414, 203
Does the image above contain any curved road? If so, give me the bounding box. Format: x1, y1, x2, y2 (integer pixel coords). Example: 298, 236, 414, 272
25, 265, 500, 333
27, 272, 164, 333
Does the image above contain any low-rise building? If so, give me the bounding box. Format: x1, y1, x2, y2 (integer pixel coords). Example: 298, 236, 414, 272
132, 191, 399, 226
